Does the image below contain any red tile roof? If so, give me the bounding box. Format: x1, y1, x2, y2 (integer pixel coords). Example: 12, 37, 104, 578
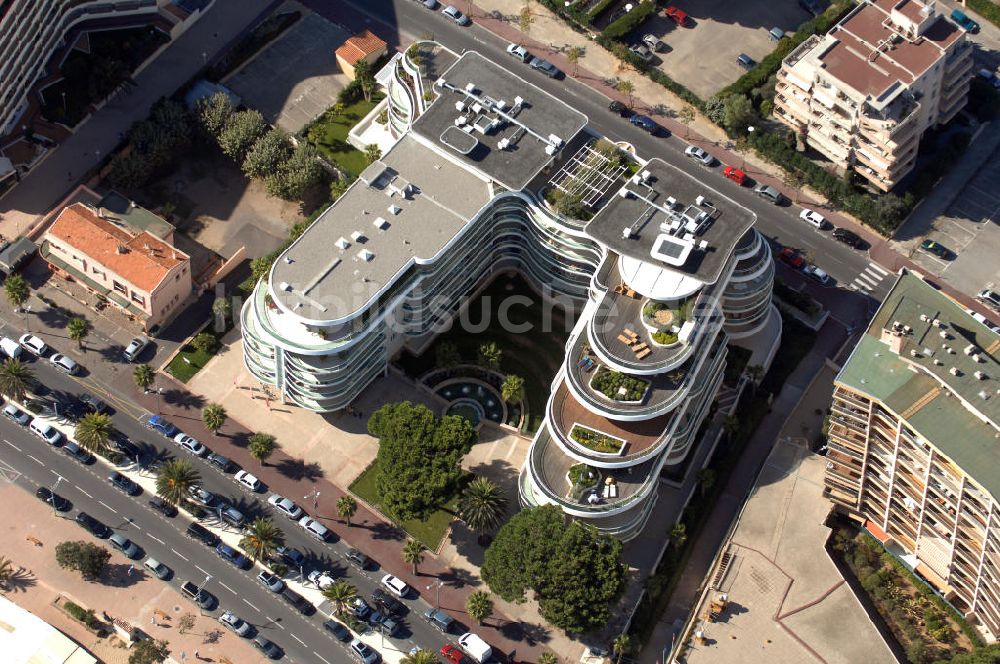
335, 30, 386, 67
46, 203, 187, 292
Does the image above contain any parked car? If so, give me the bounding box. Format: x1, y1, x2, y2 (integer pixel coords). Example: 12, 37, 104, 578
268, 494, 304, 519
799, 208, 827, 229
608, 100, 632, 117
109, 532, 141, 559
350, 597, 372, 619
777, 247, 805, 270
976, 288, 1000, 311
642, 33, 666, 52
111, 434, 142, 462
253, 635, 282, 660
258, 570, 285, 593
753, 183, 784, 204
18, 334, 48, 356
919, 239, 954, 260
274, 546, 305, 567
0, 337, 22, 360
75, 512, 111, 538
441, 645, 472, 664
346, 548, 372, 570
185, 522, 219, 547
216, 543, 249, 569
235, 469, 262, 492
323, 619, 351, 641
174, 433, 208, 457
29, 419, 62, 445
952, 8, 980, 33
737, 53, 756, 70
628, 43, 654, 64
799, 0, 828, 16
3, 403, 29, 425
442, 5, 470, 25
458, 632, 493, 663
804, 264, 831, 285
36, 486, 71, 511
424, 606, 455, 633
663, 5, 688, 25
369, 610, 400, 637
629, 114, 658, 133
48, 353, 80, 375
832, 227, 864, 249
684, 145, 714, 166
421, 0, 438, 9
350, 638, 380, 664
966, 308, 1000, 333
505, 43, 531, 63
381, 574, 411, 598
180, 580, 215, 609
372, 588, 406, 616
122, 335, 149, 362
219, 611, 252, 637
207, 452, 234, 472
145, 414, 177, 437
218, 503, 245, 528
63, 442, 94, 465
529, 58, 560, 78
188, 486, 215, 507
143, 557, 171, 580
299, 516, 331, 541
79, 393, 109, 414
281, 586, 315, 615
723, 166, 746, 185
308, 569, 336, 590
108, 471, 140, 495
148, 497, 178, 517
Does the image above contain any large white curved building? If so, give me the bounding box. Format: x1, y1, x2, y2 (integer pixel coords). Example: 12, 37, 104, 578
242, 49, 777, 538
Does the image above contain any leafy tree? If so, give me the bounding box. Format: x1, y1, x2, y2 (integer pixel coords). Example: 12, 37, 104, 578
612, 634, 633, 664
67, 317, 90, 349
354, 59, 376, 102
368, 402, 475, 520
552, 189, 585, 219
481, 505, 625, 633
723, 94, 757, 135
177, 612, 196, 634
133, 364, 154, 392
536, 654, 559, 664
337, 495, 358, 527
251, 255, 274, 285
678, 105, 696, 138
696, 468, 716, 497
155, 458, 201, 506
202, 403, 227, 436
722, 415, 740, 442
435, 341, 461, 369
364, 143, 381, 166
107, 152, 152, 189
0, 556, 15, 590
477, 342, 502, 371
249, 432, 277, 466
330, 176, 352, 201
4, 274, 29, 311
265, 142, 324, 201
459, 477, 508, 535
566, 46, 583, 76
402, 539, 426, 575
670, 522, 688, 548
242, 128, 292, 179
212, 297, 232, 325
55, 540, 110, 580
191, 331, 219, 355
518, 5, 534, 38
615, 79, 635, 109
74, 413, 112, 454
744, 363, 765, 385
218, 109, 267, 162
240, 518, 285, 562
0, 359, 33, 402
501, 375, 525, 403
322, 580, 357, 615
402, 649, 438, 664
195, 91, 234, 137
466, 590, 493, 625
129, 638, 170, 664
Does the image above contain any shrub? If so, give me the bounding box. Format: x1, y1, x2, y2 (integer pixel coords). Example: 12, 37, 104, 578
63, 600, 103, 630
191, 331, 220, 355
652, 331, 678, 345
591, 369, 649, 401
601, 1, 657, 40
587, 0, 618, 22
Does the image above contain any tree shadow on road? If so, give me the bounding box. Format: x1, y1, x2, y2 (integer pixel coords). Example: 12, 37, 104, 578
359, 520, 405, 543
33, 307, 71, 331
161, 388, 205, 412
499, 619, 552, 646
101, 563, 147, 588
437, 566, 481, 590
3, 566, 38, 593
274, 458, 324, 482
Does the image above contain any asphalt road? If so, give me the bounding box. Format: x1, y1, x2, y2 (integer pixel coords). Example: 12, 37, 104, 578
1, 352, 472, 664
308, 0, 892, 307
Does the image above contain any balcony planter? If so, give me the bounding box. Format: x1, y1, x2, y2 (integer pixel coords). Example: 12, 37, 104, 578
566, 463, 601, 501
589, 367, 649, 403
570, 423, 628, 457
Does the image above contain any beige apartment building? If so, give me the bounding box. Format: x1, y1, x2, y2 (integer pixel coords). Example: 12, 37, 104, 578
41, 202, 192, 331
773, 0, 973, 191
826, 270, 1000, 640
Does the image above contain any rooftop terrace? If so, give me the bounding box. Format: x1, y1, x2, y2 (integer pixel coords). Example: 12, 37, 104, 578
585, 158, 756, 288
411, 51, 588, 191
269, 134, 492, 322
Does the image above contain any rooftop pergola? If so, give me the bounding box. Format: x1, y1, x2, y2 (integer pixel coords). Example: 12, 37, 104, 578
549, 141, 628, 209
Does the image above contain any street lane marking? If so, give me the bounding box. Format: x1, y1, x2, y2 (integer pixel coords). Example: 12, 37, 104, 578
148, 535, 164, 545
196, 565, 209, 576
242, 598, 259, 611
3, 439, 20, 452
313, 652, 332, 664
291, 634, 306, 646
98, 501, 117, 514
26, 454, 44, 466
274, 622, 286, 631
218, 581, 235, 595
171, 548, 189, 562
77, 488, 93, 498
868, 263, 889, 277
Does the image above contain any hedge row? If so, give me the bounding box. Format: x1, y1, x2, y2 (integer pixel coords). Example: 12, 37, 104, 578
601, 0, 658, 40
966, 0, 1000, 29
587, 0, 618, 23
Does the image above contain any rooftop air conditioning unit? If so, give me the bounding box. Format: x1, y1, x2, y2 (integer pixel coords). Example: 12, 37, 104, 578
388, 205, 401, 215
950, 367, 960, 376
696, 195, 706, 206
964, 344, 977, 355
335, 237, 350, 250
973, 354, 984, 363
920, 314, 929, 322
975, 371, 987, 380
357, 249, 374, 262
351, 231, 365, 242
940, 330, 949, 339
545, 144, 557, 155
498, 138, 510, 150
513, 96, 524, 108
910, 349, 919, 357
641, 170, 651, 182
547, 134, 563, 147
279, 282, 291, 292
465, 82, 476, 92
373, 217, 389, 230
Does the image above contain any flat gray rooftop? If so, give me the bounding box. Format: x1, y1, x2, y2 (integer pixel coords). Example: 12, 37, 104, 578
584, 158, 756, 285
411, 51, 587, 192
271, 134, 492, 322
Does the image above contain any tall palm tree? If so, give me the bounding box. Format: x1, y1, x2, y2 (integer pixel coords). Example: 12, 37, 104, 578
66, 317, 90, 350
402, 649, 438, 664
696, 468, 716, 498
240, 517, 285, 562
0, 556, 15, 590
670, 522, 688, 549
322, 580, 357, 615
536, 654, 559, 664
566, 46, 582, 77
722, 415, 740, 443
459, 477, 508, 535
202, 403, 226, 436
337, 495, 358, 527
466, 590, 493, 625
4, 274, 28, 311
500, 375, 525, 403
0, 358, 33, 402
615, 79, 635, 109
249, 432, 277, 466
74, 412, 112, 454
155, 458, 201, 506
612, 633, 633, 664
133, 364, 154, 392
402, 540, 425, 576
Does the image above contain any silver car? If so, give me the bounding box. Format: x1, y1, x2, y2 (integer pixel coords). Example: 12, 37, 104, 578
143, 557, 171, 580
49, 353, 80, 375
219, 611, 252, 637
109, 533, 140, 559
267, 494, 304, 520
299, 516, 331, 541
443, 5, 470, 25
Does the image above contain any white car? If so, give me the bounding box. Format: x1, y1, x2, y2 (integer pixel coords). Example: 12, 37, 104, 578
442, 4, 470, 25
235, 469, 262, 492
18, 334, 48, 356
49, 353, 80, 375
804, 264, 831, 285
29, 418, 62, 445
799, 208, 827, 229
381, 574, 411, 598
684, 145, 713, 165
308, 569, 336, 590
268, 494, 303, 519
143, 557, 170, 580
219, 611, 252, 637
298, 516, 331, 541
506, 43, 531, 63
3, 403, 30, 425
122, 335, 149, 362
174, 433, 207, 457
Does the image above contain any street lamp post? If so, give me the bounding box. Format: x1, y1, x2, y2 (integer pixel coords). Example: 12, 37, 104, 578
51, 475, 64, 515
155, 387, 164, 414
426, 580, 443, 610
197, 574, 211, 613
23, 305, 31, 333
743, 126, 755, 170
304, 489, 320, 511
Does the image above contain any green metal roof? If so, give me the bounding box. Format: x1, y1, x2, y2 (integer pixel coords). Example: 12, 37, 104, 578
837, 271, 1000, 496
97, 192, 174, 240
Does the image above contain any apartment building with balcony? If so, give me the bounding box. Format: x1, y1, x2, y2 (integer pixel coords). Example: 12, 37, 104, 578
773, 0, 972, 191
241, 49, 778, 539
826, 270, 1000, 639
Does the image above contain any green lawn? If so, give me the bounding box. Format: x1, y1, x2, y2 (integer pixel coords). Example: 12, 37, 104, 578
166, 343, 216, 383
349, 462, 458, 551
304, 94, 384, 177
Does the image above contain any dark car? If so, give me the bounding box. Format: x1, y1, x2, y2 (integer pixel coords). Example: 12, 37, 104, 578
108, 471, 141, 496
280, 586, 315, 615
207, 452, 234, 473
799, 0, 828, 16
181, 580, 215, 610
75, 512, 111, 538
629, 114, 658, 134
148, 497, 178, 517
36, 486, 71, 511
919, 239, 954, 260
372, 588, 406, 617
145, 415, 178, 438
112, 435, 142, 463
216, 543, 249, 569
346, 548, 372, 570
832, 227, 864, 249
275, 546, 305, 567
737, 53, 756, 70
63, 442, 95, 465
253, 635, 282, 660
79, 393, 110, 414
609, 100, 632, 118
323, 619, 351, 642
186, 522, 219, 547
424, 607, 455, 633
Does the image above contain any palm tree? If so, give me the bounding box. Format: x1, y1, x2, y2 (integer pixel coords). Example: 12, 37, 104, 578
536, 654, 559, 664
722, 415, 740, 443
364, 143, 381, 165
155, 458, 201, 506
322, 580, 357, 615
74, 412, 112, 454
615, 79, 635, 109
477, 342, 502, 371
466, 590, 493, 625
4, 274, 28, 311
212, 297, 232, 326
402, 649, 438, 664
240, 517, 285, 562
337, 495, 358, 527
459, 477, 508, 535
500, 375, 525, 403
133, 364, 154, 392
0, 556, 15, 590
249, 432, 277, 466
66, 317, 90, 350
0, 358, 33, 402
202, 403, 226, 436
745, 364, 765, 391
612, 633, 633, 664
402, 540, 425, 575
670, 522, 688, 549
696, 468, 716, 497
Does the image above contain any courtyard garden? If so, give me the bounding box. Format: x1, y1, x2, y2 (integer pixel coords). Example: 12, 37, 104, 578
591, 368, 649, 402
304, 90, 384, 178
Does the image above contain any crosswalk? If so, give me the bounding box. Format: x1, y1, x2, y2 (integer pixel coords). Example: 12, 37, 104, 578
849, 262, 890, 293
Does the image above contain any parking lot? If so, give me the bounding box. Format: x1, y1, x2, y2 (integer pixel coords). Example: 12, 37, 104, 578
642, 0, 814, 99
909, 143, 1000, 299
